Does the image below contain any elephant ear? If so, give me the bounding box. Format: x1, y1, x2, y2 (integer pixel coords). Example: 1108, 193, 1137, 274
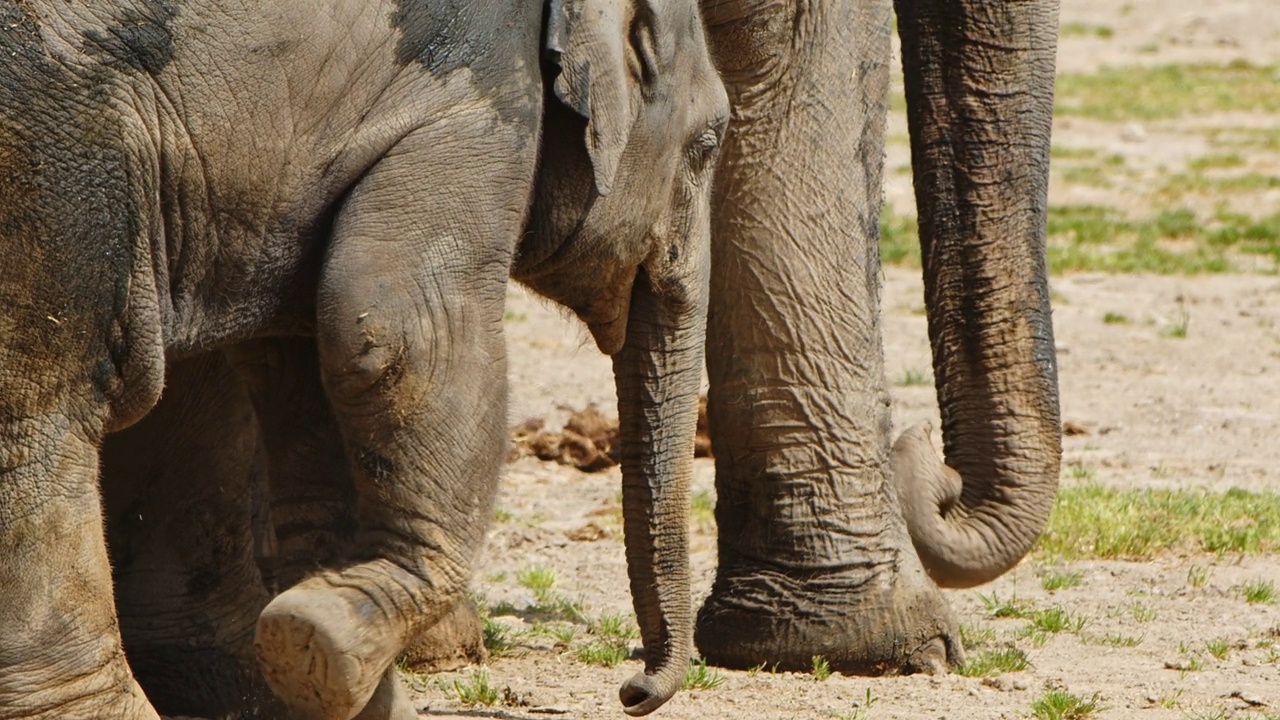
545, 0, 641, 197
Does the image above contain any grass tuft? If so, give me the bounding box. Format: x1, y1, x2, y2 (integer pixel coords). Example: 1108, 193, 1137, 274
682, 659, 727, 691
1239, 579, 1277, 605
980, 591, 1034, 619
1031, 690, 1103, 720
1026, 607, 1089, 635
896, 368, 931, 387
481, 617, 524, 658
959, 623, 996, 649
1205, 637, 1231, 660
1041, 570, 1084, 592
690, 490, 716, 532
574, 641, 629, 667
449, 667, 500, 707
1186, 565, 1211, 589
1096, 632, 1143, 647
811, 655, 832, 681
517, 566, 557, 600
879, 207, 920, 267
954, 647, 1030, 678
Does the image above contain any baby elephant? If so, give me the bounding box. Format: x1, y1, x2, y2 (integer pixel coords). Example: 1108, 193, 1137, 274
0, 0, 727, 718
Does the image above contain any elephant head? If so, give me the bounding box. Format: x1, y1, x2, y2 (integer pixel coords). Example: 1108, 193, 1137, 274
513, 0, 728, 713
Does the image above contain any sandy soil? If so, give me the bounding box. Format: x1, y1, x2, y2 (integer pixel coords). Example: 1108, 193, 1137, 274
406, 2, 1280, 717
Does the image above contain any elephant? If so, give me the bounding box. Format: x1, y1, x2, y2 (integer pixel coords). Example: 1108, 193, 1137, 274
0, 0, 727, 718
691, 0, 1063, 672
120, 0, 1063, 702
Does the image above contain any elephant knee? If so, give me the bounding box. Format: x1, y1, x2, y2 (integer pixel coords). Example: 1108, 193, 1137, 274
319, 317, 440, 421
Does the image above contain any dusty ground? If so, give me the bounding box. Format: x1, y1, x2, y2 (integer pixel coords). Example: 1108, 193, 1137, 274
407, 2, 1280, 718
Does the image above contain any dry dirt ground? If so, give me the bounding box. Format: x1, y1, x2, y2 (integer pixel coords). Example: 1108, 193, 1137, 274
405, 2, 1280, 718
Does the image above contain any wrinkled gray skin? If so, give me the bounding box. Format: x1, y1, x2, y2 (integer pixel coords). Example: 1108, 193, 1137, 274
125, 0, 1063, 693
692, 0, 1063, 672
0, 0, 726, 718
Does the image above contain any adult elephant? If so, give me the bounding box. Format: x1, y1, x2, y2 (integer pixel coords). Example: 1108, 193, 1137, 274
692, 0, 1062, 672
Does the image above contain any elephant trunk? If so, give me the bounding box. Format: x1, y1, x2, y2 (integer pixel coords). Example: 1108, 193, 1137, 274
892, 0, 1062, 589
611, 254, 707, 715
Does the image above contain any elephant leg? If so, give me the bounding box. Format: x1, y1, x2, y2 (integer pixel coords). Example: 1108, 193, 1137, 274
253, 118, 533, 720
228, 337, 359, 593
694, 0, 960, 672
0, 61, 169, 718
229, 337, 478, 717
0, 409, 159, 720
102, 352, 282, 719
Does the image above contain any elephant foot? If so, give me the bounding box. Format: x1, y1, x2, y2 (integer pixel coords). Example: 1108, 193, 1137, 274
27, 678, 161, 720
255, 563, 424, 720
399, 598, 488, 673
694, 549, 962, 674
352, 669, 418, 720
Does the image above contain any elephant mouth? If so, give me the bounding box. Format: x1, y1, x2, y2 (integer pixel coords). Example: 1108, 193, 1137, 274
581, 268, 637, 356
585, 303, 630, 355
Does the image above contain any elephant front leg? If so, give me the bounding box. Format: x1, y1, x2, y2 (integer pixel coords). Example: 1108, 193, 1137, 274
0, 412, 159, 720
230, 337, 481, 718
253, 125, 530, 720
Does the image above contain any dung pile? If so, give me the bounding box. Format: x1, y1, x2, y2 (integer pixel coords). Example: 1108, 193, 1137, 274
509, 397, 712, 472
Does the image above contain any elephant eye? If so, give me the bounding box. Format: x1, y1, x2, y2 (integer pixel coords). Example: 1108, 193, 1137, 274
688, 129, 720, 171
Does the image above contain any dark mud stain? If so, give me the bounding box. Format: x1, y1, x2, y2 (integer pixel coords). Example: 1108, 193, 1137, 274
82, 0, 178, 75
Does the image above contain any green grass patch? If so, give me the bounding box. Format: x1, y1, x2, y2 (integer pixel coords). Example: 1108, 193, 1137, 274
1161, 172, 1280, 199
481, 617, 524, 658
1031, 690, 1103, 720
960, 623, 996, 648
1187, 565, 1211, 588
574, 641, 629, 667
1207, 126, 1280, 152
448, 667, 500, 707
1102, 312, 1129, 324
1187, 153, 1246, 171
572, 611, 641, 667
1036, 484, 1280, 561
530, 621, 576, 648
1061, 164, 1114, 188
517, 566, 557, 598
811, 655, 832, 681
1130, 603, 1158, 624
1025, 607, 1088, 635
1041, 570, 1084, 591
1051, 145, 1099, 160
690, 490, 716, 532
510, 566, 589, 622
879, 208, 920, 267
1055, 62, 1280, 121
1064, 462, 1096, 481
980, 591, 1035, 619
954, 647, 1030, 677
886, 203, 1280, 274
1206, 637, 1231, 660
1239, 579, 1277, 604
1059, 22, 1114, 39
590, 612, 639, 642
1095, 632, 1143, 647
682, 659, 727, 691
896, 368, 931, 387
1046, 205, 1236, 274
